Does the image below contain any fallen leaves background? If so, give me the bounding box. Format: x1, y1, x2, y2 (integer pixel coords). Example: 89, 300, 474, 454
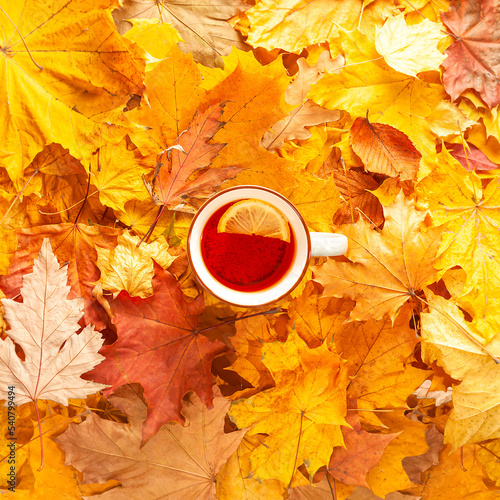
1, 0, 500, 498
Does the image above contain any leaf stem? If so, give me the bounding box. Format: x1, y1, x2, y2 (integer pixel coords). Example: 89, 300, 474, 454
138, 204, 165, 247
0, 5, 43, 70
34, 400, 44, 470
74, 159, 93, 225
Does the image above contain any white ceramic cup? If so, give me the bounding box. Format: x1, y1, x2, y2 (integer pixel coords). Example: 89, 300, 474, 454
187, 185, 348, 307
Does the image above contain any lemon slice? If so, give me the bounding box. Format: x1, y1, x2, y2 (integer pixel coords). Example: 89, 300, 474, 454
217, 199, 291, 242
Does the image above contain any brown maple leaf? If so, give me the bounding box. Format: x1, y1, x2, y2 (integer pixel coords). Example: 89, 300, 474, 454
56, 384, 246, 498
86, 263, 229, 444
441, 0, 500, 108
145, 102, 242, 214
313, 191, 443, 323
350, 116, 421, 181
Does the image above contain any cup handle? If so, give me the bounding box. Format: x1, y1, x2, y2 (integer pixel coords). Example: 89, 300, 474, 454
310, 232, 348, 257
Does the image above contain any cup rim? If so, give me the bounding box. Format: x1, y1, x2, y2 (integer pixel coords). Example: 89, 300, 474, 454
186, 185, 312, 307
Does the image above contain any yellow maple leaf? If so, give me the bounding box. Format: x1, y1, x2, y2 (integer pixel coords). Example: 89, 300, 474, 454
417, 148, 500, 341
0, 0, 147, 187
375, 14, 446, 77
366, 413, 429, 497
286, 169, 341, 232
89, 139, 154, 213
96, 231, 177, 298
228, 328, 349, 486
308, 28, 446, 156
313, 191, 443, 323
123, 18, 183, 60
206, 50, 297, 193
113, 0, 248, 68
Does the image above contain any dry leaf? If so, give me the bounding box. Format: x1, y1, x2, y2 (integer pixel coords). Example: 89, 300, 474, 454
262, 100, 341, 151
0, 238, 106, 405
56, 385, 246, 499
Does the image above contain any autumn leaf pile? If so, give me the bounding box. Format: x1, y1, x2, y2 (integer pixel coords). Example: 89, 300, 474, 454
2, 0, 500, 498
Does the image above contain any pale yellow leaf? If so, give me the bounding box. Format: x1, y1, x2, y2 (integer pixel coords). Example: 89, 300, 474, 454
375, 14, 446, 77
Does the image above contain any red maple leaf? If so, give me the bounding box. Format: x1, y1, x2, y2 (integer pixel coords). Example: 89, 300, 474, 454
86, 263, 229, 444
441, 0, 500, 108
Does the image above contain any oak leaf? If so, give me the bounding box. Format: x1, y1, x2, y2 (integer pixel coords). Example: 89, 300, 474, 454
313, 192, 443, 323
286, 51, 344, 105
0, 238, 106, 405
401, 425, 444, 485
228, 329, 349, 486
87, 263, 229, 444
56, 385, 246, 499
350, 117, 421, 181
113, 0, 249, 68
146, 102, 242, 213
0, 0, 146, 186
441, 0, 500, 108
261, 100, 341, 151
375, 14, 446, 77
